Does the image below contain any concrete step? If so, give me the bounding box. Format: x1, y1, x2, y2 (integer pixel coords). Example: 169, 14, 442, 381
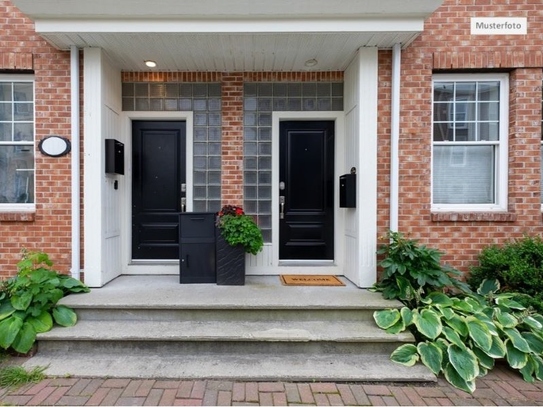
73, 307, 380, 323
24, 276, 435, 382
35, 320, 413, 355
24, 352, 436, 382
38, 320, 412, 343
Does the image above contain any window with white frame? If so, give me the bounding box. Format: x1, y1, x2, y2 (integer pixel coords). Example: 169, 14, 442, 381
0, 75, 35, 207
432, 74, 508, 210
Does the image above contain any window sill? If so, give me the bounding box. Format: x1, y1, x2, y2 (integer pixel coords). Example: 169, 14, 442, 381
431, 212, 517, 222
0, 212, 36, 222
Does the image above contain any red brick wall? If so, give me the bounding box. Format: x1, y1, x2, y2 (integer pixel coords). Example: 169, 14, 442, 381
0, 0, 73, 277
377, 0, 543, 273
3, 0, 543, 280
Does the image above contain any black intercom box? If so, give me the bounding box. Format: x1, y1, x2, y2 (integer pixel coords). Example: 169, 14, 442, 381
105, 139, 124, 175
339, 173, 356, 208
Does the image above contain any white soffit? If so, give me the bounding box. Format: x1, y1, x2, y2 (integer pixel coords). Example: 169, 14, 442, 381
12, 0, 445, 72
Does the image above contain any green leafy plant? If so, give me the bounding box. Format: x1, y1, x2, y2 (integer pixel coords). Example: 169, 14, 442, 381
0, 365, 46, 388
374, 279, 543, 393
373, 231, 469, 307
216, 205, 264, 255
0, 251, 89, 354
468, 235, 543, 313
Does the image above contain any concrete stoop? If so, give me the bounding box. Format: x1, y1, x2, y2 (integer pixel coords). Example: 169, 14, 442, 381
23, 275, 436, 382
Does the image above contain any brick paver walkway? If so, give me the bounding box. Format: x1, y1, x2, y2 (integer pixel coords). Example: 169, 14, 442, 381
1, 363, 542, 406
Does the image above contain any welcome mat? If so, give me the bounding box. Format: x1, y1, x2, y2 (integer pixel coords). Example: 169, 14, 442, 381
280, 275, 345, 286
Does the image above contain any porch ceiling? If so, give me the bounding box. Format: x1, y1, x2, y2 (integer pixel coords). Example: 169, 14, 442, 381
12, 0, 444, 72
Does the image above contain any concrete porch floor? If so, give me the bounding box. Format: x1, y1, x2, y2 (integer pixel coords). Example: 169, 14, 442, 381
61, 275, 393, 309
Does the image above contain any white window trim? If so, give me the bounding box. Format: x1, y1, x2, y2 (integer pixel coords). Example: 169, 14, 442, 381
0, 74, 36, 211
431, 73, 509, 212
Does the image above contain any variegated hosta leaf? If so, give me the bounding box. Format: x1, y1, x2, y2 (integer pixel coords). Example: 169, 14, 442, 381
400, 307, 413, 326
413, 309, 442, 340
442, 326, 465, 348
418, 342, 443, 375
521, 332, 543, 354
472, 346, 495, 370
531, 354, 543, 381
423, 292, 454, 307
390, 344, 419, 367
444, 314, 468, 337
495, 308, 518, 329
496, 296, 526, 310
522, 316, 543, 331
519, 356, 536, 383
503, 328, 531, 353
452, 298, 473, 313
373, 309, 401, 330
465, 317, 492, 352
477, 279, 500, 295
444, 363, 476, 394
448, 344, 479, 382
386, 317, 406, 335
486, 335, 506, 359
505, 339, 528, 370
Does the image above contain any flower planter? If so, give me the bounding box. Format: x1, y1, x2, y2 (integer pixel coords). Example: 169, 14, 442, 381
215, 228, 246, 285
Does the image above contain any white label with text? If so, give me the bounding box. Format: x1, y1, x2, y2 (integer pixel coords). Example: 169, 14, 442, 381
471, 17, 527, 35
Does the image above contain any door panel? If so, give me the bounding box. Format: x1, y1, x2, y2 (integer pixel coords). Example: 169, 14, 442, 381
132, 121, 186, 260
279, 121, 334, 260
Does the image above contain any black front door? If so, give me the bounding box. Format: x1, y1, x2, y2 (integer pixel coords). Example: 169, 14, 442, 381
279, 121, 334, 260
132, 121, 186, 260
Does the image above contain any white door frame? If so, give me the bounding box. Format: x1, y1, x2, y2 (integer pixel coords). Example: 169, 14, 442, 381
121, 111, 194, 275
269, 111, 345, 275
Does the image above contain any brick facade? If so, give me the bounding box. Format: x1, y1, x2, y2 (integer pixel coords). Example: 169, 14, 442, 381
0, 0, 73, 277
379, 0, 543, 271
1, 0, 542, 279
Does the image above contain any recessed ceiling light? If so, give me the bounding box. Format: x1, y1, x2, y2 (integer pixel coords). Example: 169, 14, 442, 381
304, 59, 318, 67
144, 60, 157, 68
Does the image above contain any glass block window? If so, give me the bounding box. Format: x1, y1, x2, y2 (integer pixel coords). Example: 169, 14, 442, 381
122, 82, 222, 212
243, 82, 343, 242
0, 76, 35, 206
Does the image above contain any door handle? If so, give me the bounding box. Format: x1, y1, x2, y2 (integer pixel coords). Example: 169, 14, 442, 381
279, 196, 285, 219
181, 197, 186, 212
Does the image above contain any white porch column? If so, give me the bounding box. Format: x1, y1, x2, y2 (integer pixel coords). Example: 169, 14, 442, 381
82, 47, 105, 287
343, 48, 379, 288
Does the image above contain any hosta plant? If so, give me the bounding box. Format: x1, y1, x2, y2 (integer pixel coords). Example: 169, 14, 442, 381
374, 279, 543, 393
374, 231, 470, 307
0, 251, 89, 354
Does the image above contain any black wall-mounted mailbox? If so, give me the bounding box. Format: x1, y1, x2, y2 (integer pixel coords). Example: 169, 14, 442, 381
105, 139, 124, 175
339, 173, 356, 208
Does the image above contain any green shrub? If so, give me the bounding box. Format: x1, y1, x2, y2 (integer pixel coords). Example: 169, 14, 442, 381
373, 231, 469, 307
374, 280, 543, 393
468, 235, 543, 313
0, 250, 89, 354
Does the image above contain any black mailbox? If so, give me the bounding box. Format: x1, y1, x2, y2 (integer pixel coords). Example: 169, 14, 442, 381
105, 139, 124, 175
339, 173, 356, 208
179, 212, 216, 284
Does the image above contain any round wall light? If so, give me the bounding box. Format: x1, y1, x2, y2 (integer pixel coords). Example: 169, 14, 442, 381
38, 136, 71, 157
145, 60, 157, 68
